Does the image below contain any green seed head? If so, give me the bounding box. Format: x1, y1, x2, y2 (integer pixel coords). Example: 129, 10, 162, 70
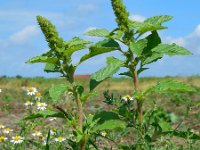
111, 0, 129, 31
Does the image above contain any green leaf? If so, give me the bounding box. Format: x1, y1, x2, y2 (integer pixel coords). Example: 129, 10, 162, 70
92, 120, 126, 132
137, 24, 166, 35
93, 111, 120, 122
144, 80, 196, 95
119, 71, 133, 78
49, 84, 70, 102
151, 43, 192, 56
45, 129, 50, 150
26, 56, 58, 64
142, 31, 161, 54
163, 130, 200, 140
136, 15, 173, 34
159, 121, 172, 132
90, 57, 124, 91
80, 39, 120, 63
44, 63, 59, 73
142, 43, 192, 65
111, 29, 124, 40
76, 85, 84, 96
130, 39, 148, 56
144, 15, 173, 25
64, 37, 91, 56
23, 110, 66, 120
81, 91, 98, 103
142, 53, 162, 65
137, 67, 149, 75
85, 28, 110, 37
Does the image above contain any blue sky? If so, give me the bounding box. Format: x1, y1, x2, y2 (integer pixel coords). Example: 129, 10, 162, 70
0, 0, 200, 77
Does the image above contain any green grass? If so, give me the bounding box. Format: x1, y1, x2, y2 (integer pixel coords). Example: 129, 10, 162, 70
0, 76, 199, 126
0, 76, 199, 148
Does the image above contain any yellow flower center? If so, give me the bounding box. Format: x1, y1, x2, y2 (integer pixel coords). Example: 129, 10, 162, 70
5, 128, 10, 131
28, 88, 34, 92
40, 103, 45, 107
35, 92, 41, 97
125, 95, 131, 100
34, 131, 39, 134
0, 136, 5, 142
13, 136, 20, 141
26, 101, 31, 104
57, 137, 63, 141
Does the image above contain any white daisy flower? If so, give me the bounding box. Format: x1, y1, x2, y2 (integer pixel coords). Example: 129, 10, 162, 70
54, 137, 66, 142
0, 136, 8, 142
32, 130, 42, 137
35, 92, 42, 100
3, 128, 13, 134
37, 102, 47, 111
27, 87, 37, 96
10, 135, 23, 144
0, 89, 2, 93
50, 129, 56, 135
0, 124, 5, 129
49, 117, 57, 122
24, 101, 33, 107
122, 95, 134, 102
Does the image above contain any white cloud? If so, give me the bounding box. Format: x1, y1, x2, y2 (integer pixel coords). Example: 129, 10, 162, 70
129, 14, 146, 22
164, 36, 186, 47
163, 24, 200, 55
192, 24, 200, 37
10, 25, 39, 44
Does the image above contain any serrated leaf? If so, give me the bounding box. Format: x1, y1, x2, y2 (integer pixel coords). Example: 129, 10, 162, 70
80, 39, 120, 63
64, 37, 91, 56
130, 39, 148, 56
142, 53, 162, 65
90, 57, 124, 91
152, 43, 192, 56
137, 25, 166, 35
49, 84, 70, 102
92, 120, 126, 132
136, 15, 173, 34
144, 15, 173, 25
144, 80, 196, 95
26, 56, 58, 64
85, 28, 110, 37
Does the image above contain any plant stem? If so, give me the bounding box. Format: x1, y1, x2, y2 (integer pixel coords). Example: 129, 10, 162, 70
133, 69, 143, 122
80, 138, 87, 150
76, 96, 83, 130
133, 69, 139, 90
73, 86, 85, 150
